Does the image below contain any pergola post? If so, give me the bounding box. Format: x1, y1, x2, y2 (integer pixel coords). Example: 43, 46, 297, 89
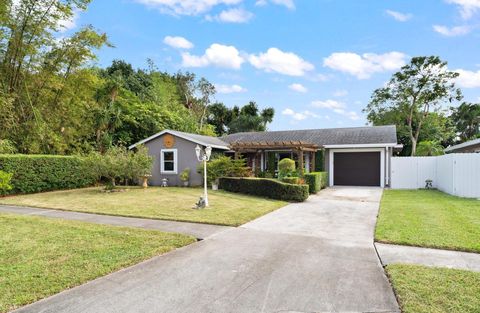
311, 151, 316, 172
298, 149, 304, 174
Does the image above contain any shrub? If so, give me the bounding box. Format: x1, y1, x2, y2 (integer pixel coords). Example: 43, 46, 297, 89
281, 177, 300, 184
315, 150, 324, 171
84, 145, 153, 189
0, 170, 13, 195
319, 171, 328, 189
0, 155, 96, 194
0, 139, 17, 154
267, 152, 276, 176
197, 156, 250, 185
179, 168, 190, 182
278, 158, 296, 179
304, 172, 321, 194
219, 177, 309, 202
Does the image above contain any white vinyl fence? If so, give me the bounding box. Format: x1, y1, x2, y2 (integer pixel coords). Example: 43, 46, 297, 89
391, 153, 480, 198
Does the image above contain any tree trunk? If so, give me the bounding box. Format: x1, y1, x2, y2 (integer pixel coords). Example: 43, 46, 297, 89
410, 137, 417, 156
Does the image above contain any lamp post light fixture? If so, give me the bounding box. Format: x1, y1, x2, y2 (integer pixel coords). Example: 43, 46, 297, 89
195, 145, 212, 207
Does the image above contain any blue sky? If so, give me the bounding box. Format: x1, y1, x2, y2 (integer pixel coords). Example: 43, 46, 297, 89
67, 0, 480, 131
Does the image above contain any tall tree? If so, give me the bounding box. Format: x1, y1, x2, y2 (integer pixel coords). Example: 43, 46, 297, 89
364, 56, 462, 156
450, 102, 480, 142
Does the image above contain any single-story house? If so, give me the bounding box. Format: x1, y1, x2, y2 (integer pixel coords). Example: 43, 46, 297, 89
445, 138, 480, 153
129, 125, 402, 187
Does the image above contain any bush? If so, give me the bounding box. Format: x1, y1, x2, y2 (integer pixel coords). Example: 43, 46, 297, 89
304, 172, 321, 194
84, 145, 153, 189
319, 171, 328, 189
179, 168, 190, 182
219, 177, 309, 202
197, 156, 250, 185
278, 158, 296, 179
281, 177, 300, 184
0, 139, 17, 154
0, 170, 13, 195
0, 155, 96, 194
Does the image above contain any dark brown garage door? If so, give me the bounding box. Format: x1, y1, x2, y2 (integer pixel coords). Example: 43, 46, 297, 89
333, 152, 381, 186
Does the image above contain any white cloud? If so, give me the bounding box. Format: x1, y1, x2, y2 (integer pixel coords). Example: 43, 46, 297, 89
249, 48, 314, 76
333, 89, 348, 97
208, 8, 254, 23
288, 83, 307, 93
385, 10, 412, 22
311, 99, 345, 110
311, 99, 359, 120
215, 84, 247, 93
323, 51, 407, 79
58, 8, 81, 32
255, 0, 295, 9
455, 69, 480, 88
282, 108, 319, 121
446, 0, 480, 19
163, 36, 194, 49
433, 25, 471, 36
181, 43, 244, 69
136, 0, 242, 16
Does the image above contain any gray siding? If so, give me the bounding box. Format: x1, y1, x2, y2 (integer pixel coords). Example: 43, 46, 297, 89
144, 134, 204, 186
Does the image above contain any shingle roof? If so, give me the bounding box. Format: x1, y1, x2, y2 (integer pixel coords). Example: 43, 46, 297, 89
445, 138, 480, 153
128, 129, 230, 150
221, 125, 398, 146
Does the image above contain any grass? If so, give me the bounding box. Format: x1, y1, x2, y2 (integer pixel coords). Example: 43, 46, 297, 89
386, 264, 480, 313
0, 213, 195, 313
0, 187, 287, 226
375, 189, 480, 253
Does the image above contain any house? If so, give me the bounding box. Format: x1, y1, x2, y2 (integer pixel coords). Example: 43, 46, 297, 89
129, 125, 401, 187
445, 138, 480, 154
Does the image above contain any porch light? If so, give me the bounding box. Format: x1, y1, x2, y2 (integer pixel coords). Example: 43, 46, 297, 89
195, 145, 212, 207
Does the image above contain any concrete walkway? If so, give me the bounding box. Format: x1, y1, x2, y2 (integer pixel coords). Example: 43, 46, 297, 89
0, 205, 231, 240
12, 187, 400, 313
376, 242, 480, 272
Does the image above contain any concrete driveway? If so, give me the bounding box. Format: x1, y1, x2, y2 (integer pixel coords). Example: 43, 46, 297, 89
15, 187, 399, 313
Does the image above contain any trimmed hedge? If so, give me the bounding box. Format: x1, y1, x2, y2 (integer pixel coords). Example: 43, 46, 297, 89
304, 172, 321, 194
281, 177, 300, 185
219, 177, 309, 202
304, 171, 329, 194
0, 154, 96, 194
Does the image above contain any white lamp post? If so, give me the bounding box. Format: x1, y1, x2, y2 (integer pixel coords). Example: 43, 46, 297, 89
195, 145, 212, 206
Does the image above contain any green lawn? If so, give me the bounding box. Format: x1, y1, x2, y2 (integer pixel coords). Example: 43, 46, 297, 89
0, 187, 287, 226
375, 189, 480, 253
386, 264, 480, 313
0, 213, 195, 313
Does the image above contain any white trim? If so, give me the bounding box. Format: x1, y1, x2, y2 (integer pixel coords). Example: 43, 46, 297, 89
160, 149, 178, 174
324, 143, 397, 149
329, 148, 385, 187
129, 130, 229, 150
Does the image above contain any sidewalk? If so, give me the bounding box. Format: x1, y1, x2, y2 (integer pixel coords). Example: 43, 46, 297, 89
376, 242, 480, 272
0, 205, 232, 239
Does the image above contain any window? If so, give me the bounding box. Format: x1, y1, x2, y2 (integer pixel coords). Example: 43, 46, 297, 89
161, 149, 177, 174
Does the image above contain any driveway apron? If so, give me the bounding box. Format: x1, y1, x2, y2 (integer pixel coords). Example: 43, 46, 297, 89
14, 187, 399, 313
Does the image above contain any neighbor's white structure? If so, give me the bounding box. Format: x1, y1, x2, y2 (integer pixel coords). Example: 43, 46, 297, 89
391, 153, 480, 198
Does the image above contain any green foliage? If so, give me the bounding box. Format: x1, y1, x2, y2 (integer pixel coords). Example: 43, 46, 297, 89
219, 177, 309, 202
319, 172, 328, 189
281, 177, 300, 185
416, 141, 445, 156
84, 146, 153, 189
207, 101, 275, 135
197, 156, 250, 185
179, 168, 190, 182
0, 155, 96, 194
450, 102, 480, 143
365, 56, 462, 156
314, 150, 324, 171
278, 158, 296, 179
0, 170, 13, 195
304, 172, 321, 194
0, 139, 16, 154
267, 152, 276, 176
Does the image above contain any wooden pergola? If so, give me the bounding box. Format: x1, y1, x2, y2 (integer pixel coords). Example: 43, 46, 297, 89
229, 141, 321, 172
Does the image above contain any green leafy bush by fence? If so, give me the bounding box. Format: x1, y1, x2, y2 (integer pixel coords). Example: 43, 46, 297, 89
219, 177, 309, 202
304, 171, 328, 194
0, 155, 96, 194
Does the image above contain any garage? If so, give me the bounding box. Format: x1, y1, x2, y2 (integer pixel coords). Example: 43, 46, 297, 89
333, 151, 381, 186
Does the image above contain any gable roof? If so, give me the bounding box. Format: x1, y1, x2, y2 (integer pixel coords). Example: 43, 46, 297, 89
445, 138, 480, 153
221, 125, 398, 147
128, 130, 230, 150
